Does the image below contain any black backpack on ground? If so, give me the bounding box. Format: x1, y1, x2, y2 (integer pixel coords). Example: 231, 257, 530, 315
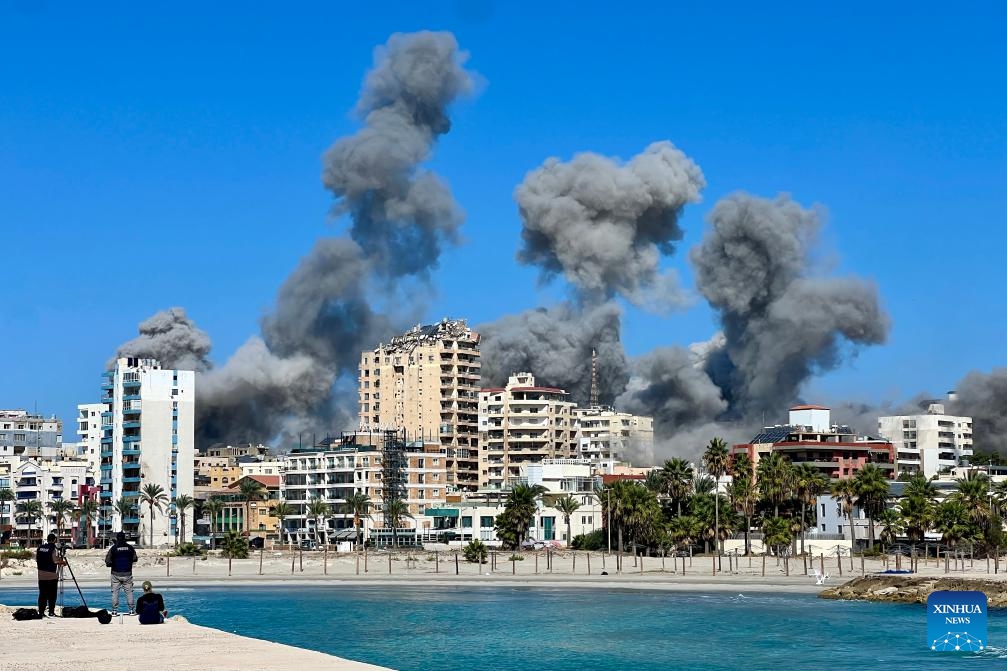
12, 608, 43, 621
60, 605, 113, 624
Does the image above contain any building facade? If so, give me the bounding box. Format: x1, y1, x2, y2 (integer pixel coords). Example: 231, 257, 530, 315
358, 319, 481, 491
0, 410, 62, 460
573, 407, 654, 466
878, 399, 974, 478
99, 357, 195, 546
479, 373, 577, 490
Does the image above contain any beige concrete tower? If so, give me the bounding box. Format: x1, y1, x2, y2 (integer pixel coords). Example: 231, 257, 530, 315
358, 319, 480, 491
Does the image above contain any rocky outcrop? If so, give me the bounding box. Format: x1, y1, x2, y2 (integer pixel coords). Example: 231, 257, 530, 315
820, 576, 1007, 607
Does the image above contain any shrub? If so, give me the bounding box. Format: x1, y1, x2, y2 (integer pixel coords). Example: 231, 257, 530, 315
571, 529, 605, 551
508, 554, 524, 561
1, 549, 32, 561
171, 542, 205, 557
463, 539, 488, 564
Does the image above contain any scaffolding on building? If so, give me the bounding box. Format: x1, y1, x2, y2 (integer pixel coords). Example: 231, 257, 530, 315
382, 429, 407, 530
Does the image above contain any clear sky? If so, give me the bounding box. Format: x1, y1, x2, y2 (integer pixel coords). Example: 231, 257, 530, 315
2, 2, 1005, 437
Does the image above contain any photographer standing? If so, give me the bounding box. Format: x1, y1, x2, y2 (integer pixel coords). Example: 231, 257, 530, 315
35, 533, 65, 617
104, 531, 138, 615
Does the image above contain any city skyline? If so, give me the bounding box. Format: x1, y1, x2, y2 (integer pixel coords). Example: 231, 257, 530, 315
2, 4, 1005, 450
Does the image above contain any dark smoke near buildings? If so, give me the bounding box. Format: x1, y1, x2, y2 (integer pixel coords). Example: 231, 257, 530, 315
114, 31, 475, 447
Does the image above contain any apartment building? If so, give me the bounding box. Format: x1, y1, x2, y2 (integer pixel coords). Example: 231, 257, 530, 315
359, 319, 481, 491
878, 397, 974, 478
3, 457, 97, 545
98, 357, 195, 546
731, 405, 896, 480
573, 407, 654, 466
0, 410, 63, 460
479, 372, 578, 490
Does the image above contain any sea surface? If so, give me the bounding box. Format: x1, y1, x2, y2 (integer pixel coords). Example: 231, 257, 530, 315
4, 584, 1007, 669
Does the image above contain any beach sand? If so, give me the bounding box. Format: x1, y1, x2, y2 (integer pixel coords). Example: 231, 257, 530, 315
0, 606, 391, 671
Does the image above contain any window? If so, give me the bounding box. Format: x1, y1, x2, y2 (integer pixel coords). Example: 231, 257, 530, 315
480, 516, 494, 528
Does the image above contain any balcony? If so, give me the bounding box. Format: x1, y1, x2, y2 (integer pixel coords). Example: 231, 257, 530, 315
122, 420, 141, 430
100, 449, 113, 459
123, 406, 141, 416
123, 477, 141, 484
100, 477, 113, 486
123, 379, 141, 389
100, 436, 113, 445
122, 517, 140, 524
123, 394, 141, 402
101, 382, 113, 391
123, 434, 141, 443
123, 448, 140, 456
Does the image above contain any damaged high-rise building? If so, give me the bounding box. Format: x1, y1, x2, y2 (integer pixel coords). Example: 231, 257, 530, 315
358, 319, 481, 491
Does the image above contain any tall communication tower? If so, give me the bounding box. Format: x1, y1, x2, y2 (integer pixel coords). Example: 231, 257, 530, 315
590, 348, 599, 408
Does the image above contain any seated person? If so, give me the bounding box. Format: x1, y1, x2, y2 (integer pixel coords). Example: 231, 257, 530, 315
136, 580, 168, 624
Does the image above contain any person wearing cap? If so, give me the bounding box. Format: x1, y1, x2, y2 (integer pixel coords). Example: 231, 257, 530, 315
35, 533, 65, 617
104, 531, 138, 615
136, 580, 167, 624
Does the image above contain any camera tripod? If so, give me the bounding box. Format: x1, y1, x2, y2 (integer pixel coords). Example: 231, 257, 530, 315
57, 546, 88, 611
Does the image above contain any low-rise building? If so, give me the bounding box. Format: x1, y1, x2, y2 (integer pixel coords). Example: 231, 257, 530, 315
878, 396, 974, 478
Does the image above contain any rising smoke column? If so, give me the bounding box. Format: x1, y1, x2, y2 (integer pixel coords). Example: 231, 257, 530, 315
116, 31, 477, 447
113, 308, 212, 372
480, 142, 706, 402
953, 369, 1007, 451
692, 193, 890, 418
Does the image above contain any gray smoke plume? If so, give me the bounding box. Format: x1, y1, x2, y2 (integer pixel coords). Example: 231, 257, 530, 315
515, 141, 705, 309
952, 369, 1007, 451
479, 302, 629, 406
113, 308, 212, 372
115, 31, 476, 448
322, 30, 474, 277
691, 193, 890, 418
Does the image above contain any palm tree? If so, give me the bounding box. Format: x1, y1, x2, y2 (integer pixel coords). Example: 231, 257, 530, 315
344, 492, 372, 550
729, 454, 758, 556
935, 499, 971, 551
202, 497, 224, 550
762, 516, 793, 557
832, 478, 858, 550
307, 498, 331, 546
74, 499, 100, 548
497, 483, 547, 549
271, 501, 295, 548
703, 437, 730, 555
114, 497, 136, 531
384, 498, 413, 548
552, 495, 582, 546
660, 459, 694, 517
174, 494, 194, 545
793, 464, 829, 555
17, 500, 43, 543
140, 483, 168, 548
951, 471, 992, 527
237, 478, 267, 534
48, 499, 75, 541
853, 463, 890, 549
877, 508, 905, 548
0, 488, 14, 528
900, 473, 937, 543
756, 452, 794, 518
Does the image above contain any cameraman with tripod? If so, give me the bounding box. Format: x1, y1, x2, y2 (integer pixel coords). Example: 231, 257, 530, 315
36, 533, 65, 617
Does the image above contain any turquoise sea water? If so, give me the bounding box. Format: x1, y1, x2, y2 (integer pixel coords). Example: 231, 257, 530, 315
4, 585, 1007, 669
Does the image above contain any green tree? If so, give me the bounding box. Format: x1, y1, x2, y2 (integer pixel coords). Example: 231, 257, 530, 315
935, 499, 973, 550
756, 452, 794, 518
899, 473, 936, 542
620, 483, 663, 551
552, 495, 581, 546
202, 497, 224, 550
794, 464, 829, 555
140, 483, 168, 547
877, 508, 905, 548
660, 458, 694, 517
344, 492, 372, 550
832, 478, 858, 551
271, 501, 295, 548
307, 498, 331, 546
114, 497, 136, 531
951, 471, 992, 527
463, 539, 488, 564
74, 499, 100, 547
384, 498, 413, 548
237, 478, 267, 534
668, 514, 703, 552
762, 516, 793, 557
494, 483, 547, 550
729, 454, 758, 556
221, 530, 249, 559
174, 494, 194, 546
17, 500, 43, 543
48, 499, 75, 541
703, 437, 730, 556
853, 463, 890, 549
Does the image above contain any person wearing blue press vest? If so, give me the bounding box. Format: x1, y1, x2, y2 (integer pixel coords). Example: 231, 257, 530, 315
104, 531, 138, 615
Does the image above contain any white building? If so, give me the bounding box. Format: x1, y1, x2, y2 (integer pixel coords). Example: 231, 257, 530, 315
878, 398, 973, 478
0, 410, 63, 460
76, 403, 104, 472
573, 407, 654, 466
3, 458, 97, 545
99, 357, 196, 546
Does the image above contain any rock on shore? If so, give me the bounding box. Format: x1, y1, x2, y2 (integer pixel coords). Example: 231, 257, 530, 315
820, 575, 1007, 607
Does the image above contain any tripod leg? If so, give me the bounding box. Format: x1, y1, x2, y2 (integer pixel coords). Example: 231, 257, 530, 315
63, 559, 88, 610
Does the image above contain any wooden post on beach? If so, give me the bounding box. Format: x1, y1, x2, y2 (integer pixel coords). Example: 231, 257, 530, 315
944, 550, 949, 574
363, 545, 368, 573
785, 555, 789, 577
512, 556, 516, 575
166, 554, 170, 577
573, 554, 576, 574
355, 553, 359, 575
819, 554, 824, 576
260, 547, 264, 576
661, 549, 666, 573
323, 545, 327, 575
837, 553, 842, 577
435, 550, 439, 573
861, 553, 865, 576
995, 547, 1000, 574
587, 553, 591, 575
535, 553, 538, 574
802, 555, 807, 576
550, 551, 554, 574
292, 550, 296, 575
193, 555, 196, 575
712, 553, 716, 576
987, 555, 991, 574
389, 554, 392, 575
300, 547, 304, 572
228, 555, 232, 577
455, 552, 459, 575
639, 553, 643, 574
761, 553, 765, 577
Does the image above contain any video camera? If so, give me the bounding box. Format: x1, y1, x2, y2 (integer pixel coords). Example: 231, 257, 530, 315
56, 541, 68, 558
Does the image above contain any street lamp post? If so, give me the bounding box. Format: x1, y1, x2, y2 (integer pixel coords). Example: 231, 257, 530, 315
606, 488, 612, 555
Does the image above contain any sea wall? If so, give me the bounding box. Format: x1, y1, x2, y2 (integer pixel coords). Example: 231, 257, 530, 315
820, 576, 1007, 607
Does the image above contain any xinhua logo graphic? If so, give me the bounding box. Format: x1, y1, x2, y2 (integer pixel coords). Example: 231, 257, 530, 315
927, 590, 987, 652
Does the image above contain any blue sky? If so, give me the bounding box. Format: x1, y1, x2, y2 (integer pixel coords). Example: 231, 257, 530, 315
1, 2, 1005, 435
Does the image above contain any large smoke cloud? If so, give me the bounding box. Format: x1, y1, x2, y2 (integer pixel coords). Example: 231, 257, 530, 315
515, 141, 704, 309
952, 370, 1007, 451
114, 31, 475, 447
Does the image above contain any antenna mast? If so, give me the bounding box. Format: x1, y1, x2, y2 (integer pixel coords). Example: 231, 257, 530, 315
590, 348, 599, 408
